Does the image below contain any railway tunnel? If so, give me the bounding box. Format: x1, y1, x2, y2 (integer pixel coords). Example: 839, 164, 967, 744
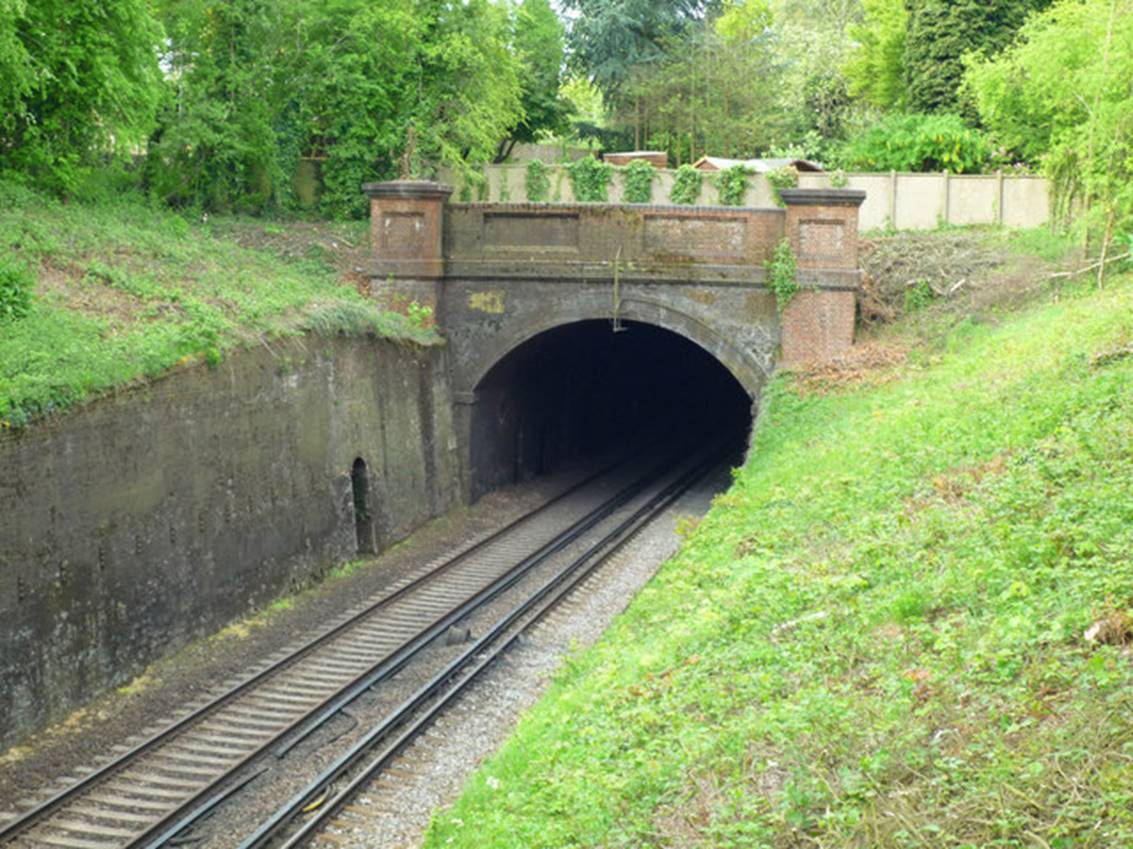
468, 319, 754, 500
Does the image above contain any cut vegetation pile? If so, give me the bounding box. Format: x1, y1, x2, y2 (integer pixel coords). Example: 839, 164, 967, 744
0, 180, 432, 428
858, 228, 1078, 326
424, 272, 1133, 848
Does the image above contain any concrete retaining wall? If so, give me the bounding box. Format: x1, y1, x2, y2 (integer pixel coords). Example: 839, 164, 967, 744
0, 336, 464, 747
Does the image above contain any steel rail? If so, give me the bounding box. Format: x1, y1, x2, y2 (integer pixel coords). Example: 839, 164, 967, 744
233, 438, 738, 849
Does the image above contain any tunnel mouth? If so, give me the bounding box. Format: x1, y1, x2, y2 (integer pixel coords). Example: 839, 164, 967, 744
469, 319, 755, 499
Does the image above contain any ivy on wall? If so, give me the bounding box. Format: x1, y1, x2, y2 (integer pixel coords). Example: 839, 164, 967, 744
622, 159, 656, 203
766, 165, 799, 206
669, 164, 703, 205
526, 159, 550, 202
714, 164, 751, 206
568, 156, 614, 202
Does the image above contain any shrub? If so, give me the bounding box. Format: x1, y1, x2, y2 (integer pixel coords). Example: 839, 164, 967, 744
525, 160, 550, 202
837, 112, 992, 174
765, 238, 798, 312
0, 257, 33, 323
714, 164, 751, 207
621, 159, 656, 204
669, 164, 703, 205
568, 156, 613, 202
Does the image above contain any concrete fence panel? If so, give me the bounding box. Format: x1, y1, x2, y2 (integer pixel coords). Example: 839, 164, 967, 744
450, 165, 1051, 232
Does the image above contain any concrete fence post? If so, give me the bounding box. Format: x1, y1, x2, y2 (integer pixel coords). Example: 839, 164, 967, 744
996, 169, 1005, 226
778, 188, 867, 368
942, 170, 951, 226
889, 170, 898, 228
362, 180, 453, 318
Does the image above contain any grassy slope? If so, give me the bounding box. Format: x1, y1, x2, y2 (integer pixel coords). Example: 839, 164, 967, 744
0, 180, 432, 428
424, 275, 1133, 848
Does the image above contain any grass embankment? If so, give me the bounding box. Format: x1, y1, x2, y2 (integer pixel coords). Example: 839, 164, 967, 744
0, 180, 433, 428
425, 274, 1133, 848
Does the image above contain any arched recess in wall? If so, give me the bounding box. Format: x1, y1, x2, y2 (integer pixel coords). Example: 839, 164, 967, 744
351, 457, 375, 555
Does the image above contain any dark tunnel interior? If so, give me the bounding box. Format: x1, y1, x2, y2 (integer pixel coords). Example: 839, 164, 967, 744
469, 320, 755, 500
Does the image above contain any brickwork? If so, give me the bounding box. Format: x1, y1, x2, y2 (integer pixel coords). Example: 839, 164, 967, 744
780, 291, 857, 368
363, 181, 452, 316
364, 182, 866, 381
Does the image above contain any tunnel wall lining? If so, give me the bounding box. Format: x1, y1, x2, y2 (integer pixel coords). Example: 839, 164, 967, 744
0, 336, 464, 748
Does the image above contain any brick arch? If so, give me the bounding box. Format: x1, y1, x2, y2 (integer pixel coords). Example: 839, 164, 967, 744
465, 296, 769, 400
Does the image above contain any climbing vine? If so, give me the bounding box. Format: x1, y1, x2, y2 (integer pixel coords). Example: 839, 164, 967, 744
766, 165, 799, 206
525, 159, 550, 202
622, 159, 656, 204
765, 238, 799, 312
714, 164, 751, 206
669, 164, 703, 205
568, 156, 613, 202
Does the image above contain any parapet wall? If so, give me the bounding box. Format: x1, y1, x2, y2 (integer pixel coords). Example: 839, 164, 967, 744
443, 203, 785, 283
0, 336, 463, 747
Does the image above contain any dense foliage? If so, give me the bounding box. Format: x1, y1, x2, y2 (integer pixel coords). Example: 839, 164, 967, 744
837, 112, 992, 173
525, 159, 551, 203
904, 0, 1051, 115
148, 0, 525, 216
966, 0, 1133, 249
0, 0, 163, 193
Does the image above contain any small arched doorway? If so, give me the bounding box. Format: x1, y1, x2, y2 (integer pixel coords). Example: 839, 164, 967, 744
351, 457, 375, 554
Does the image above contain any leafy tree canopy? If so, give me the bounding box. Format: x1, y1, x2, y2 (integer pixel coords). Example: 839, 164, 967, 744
844, 0, 907, 109
904, 0, 1051, 115
564, 0, 712, 94
0, 0, 163, 193
966, 0, 1133, 245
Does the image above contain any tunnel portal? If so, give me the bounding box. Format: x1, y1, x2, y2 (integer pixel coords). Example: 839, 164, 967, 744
469, 319, 754, 499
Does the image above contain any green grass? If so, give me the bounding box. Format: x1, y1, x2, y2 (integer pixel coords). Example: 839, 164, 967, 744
424, 275, 1133, 849
0, 180, 435, 428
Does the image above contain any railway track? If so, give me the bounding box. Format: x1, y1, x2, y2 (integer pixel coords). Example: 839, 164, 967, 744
1, 438, 737, 849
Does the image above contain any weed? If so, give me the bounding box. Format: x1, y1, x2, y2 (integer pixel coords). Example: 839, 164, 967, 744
903, 278, 935, 312
765, 238, 799, 313
766, 165, 799, 206
0, 256, 32, 323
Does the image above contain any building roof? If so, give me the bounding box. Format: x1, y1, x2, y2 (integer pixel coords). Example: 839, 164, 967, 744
691, 156, 824, 173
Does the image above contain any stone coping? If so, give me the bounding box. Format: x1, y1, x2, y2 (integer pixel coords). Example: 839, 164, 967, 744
362, 180, 454, 200
447, 201, 785, 215
778, 188, 867, 206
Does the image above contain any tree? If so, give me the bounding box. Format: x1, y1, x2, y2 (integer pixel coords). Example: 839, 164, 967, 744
564, 0, 711, 95
149, 0, 523, 216
0, 0, 163, 193
844, 0, 908, 109
148, 0, 288, 211
716, 0, 774, 41
497, 0, 571, 161
904, 0, 1050, 115
618, 25, 789, 163
966, 0, 1133, 265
